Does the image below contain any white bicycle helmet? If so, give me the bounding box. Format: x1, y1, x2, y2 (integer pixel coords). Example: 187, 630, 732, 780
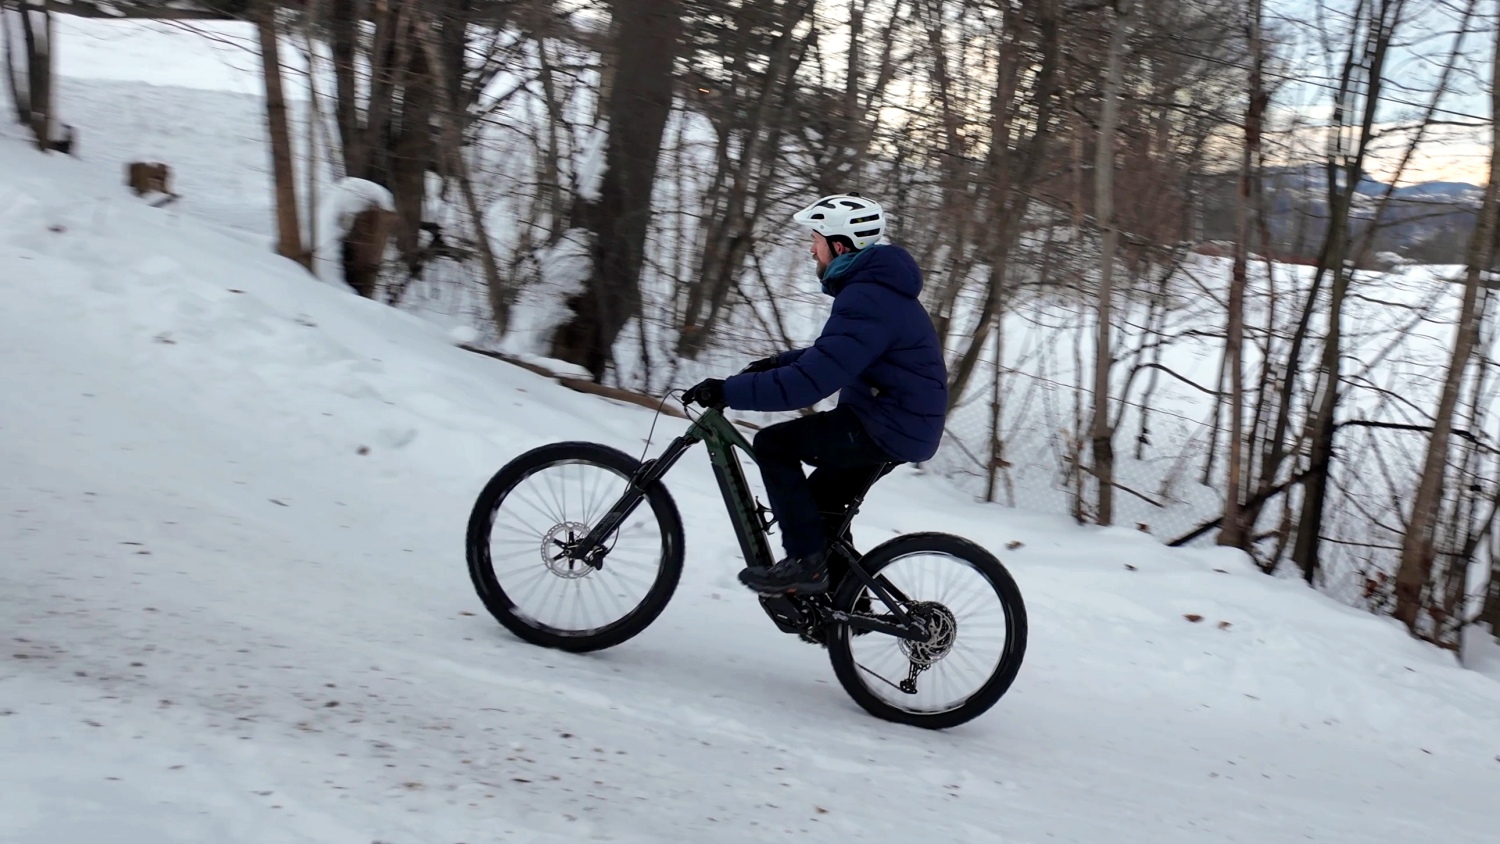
792, 193, 886, 250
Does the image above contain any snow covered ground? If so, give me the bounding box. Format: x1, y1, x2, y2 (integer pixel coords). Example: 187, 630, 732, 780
5, 122, 1500, 844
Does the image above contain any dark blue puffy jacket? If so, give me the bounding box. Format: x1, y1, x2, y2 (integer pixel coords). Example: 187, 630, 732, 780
722, 244, 948, 463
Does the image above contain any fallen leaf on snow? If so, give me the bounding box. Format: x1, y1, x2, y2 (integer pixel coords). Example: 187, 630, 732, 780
1184, 614, 1204, 623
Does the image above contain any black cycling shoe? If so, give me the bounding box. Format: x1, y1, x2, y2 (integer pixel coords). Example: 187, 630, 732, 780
739, 550, 831, 595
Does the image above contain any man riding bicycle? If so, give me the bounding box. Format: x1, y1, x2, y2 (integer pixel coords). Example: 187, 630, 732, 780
684, 193, 948, 596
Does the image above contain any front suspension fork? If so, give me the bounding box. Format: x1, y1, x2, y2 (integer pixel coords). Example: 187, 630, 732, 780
569, 434, 698, 567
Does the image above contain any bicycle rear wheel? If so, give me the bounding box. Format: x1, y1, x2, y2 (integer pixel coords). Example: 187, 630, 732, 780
826, 532, 1027, 729
466, 441, 684, 652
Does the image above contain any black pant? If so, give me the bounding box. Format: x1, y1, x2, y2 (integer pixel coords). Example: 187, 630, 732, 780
752, 405, 897, 565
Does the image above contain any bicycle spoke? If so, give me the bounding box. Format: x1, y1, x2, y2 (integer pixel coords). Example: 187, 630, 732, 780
479, 453, 672, 637
843, 549, 1015, 715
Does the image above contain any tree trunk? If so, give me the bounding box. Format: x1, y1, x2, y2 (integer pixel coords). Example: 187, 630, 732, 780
677, 0, 812, 360
6, 0, 53, 150
330, 0, 360, 177
255, 1, 309, 269
2, 2, 32, 129
916, 0, 979, 348
301, 0, 326, 259
1290, 0, 1402, 583
1090, 0, 1131, 527
343, 208, 395, 298
1291, 214, 1354, 585
414, 8, 509, 333
1481, 546, 1500, 634
388, 10, 433, 278
24, 1, 50, 150
550, 0, 683, 381
1219, 0, 1266, 549
944, 5, 1061, 405
1393, 14, 1500, 633
356, 0, 406, 186
438, 0, 470, 139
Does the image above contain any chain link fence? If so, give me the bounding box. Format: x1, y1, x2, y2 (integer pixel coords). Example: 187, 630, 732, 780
927, 366, 1222, 543
927, 365, 1496, 643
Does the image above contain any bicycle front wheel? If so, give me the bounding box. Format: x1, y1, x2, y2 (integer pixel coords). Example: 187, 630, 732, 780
826, 532, 1027, 729
466, 441, 684, 652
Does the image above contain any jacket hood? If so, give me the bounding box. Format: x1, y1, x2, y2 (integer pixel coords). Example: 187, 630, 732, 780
820, 244, 923, 299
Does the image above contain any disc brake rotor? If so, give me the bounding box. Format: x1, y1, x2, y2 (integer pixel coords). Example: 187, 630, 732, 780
899, 601, 958, 667
541, 521, 593, 579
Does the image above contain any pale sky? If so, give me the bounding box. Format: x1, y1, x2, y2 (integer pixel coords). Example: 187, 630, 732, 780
1261, 120, 1493, 185
1268, 0, 1494, 185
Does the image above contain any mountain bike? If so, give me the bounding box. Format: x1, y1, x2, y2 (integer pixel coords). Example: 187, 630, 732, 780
465, 394, 1028, 729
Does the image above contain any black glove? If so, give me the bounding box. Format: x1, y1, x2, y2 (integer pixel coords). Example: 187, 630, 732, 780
740, 355, 781, 374
683, 378, 726, 408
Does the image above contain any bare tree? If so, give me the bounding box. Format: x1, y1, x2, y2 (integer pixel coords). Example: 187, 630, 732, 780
255, 0, 309, 268
675, 0, 817, 360
1482, 543, 1500, 635
1088, 0, 1133, 526
550, 0, 684, 381
1289, 0, 1407, 583
1, 2, 28, 128
2, 0, 56, 151
1393, 10, 1500, 635
413, 3, 510, 334
329, 0, 361, 177
1219, 0, 1267, 548
942, 0, 1064, 405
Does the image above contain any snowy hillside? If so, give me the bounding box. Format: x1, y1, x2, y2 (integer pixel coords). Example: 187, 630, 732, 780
40, 14, 1487, 584
5, 127, 1500, 844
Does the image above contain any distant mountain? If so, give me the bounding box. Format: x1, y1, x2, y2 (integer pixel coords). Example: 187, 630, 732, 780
1194, 165, 1483, 265
1391, 181, 1484, 201
1259, 164, 1389, 197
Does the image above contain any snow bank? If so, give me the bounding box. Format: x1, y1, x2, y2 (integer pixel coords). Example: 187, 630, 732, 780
312, 176, 395, 286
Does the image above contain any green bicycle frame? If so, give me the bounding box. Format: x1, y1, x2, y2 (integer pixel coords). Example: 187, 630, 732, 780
570, 407, 774, 570
569, 406, 924, 638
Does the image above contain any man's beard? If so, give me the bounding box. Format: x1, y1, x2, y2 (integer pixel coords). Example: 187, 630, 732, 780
815, 254, 830, 277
